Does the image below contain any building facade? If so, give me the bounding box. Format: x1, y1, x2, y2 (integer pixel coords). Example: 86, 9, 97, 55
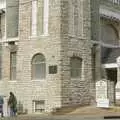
0, 0, 120, 113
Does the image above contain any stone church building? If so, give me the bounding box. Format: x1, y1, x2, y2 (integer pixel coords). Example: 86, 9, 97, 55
0, 0, 120, 113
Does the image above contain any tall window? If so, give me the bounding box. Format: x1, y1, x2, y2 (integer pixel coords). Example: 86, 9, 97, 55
0, 12, 5, 39
32, 0, 49, 36
6, 0, 19, 38
10, 52, 16, 80
32, 0, 37, 36
74, 2, 78, 36
0, 0, 19, 39
32, 54, 46, 80
0, 0, 5, 39
37, 0, 44, 35
70, 57, 82, 78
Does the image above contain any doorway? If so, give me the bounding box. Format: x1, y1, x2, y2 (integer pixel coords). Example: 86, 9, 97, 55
106, 68, 117, 104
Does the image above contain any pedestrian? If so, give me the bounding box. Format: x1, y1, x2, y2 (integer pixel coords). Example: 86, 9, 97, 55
8, 92, 17, 116
0, 96, 4, 117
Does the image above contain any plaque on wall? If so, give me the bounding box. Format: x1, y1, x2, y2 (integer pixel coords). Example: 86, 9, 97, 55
49, 65, 57, 74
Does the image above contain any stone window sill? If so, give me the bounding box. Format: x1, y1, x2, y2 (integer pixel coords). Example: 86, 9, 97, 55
29, 34, 49, 39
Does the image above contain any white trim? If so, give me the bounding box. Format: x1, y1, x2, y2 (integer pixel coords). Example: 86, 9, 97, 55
43, 0, 49, 35
103, 63, 118, 68
100, 7, 120, 20
32, 0, 37, 36
9, 80, 17, 83
29, 34, 49, 39
91, 40, 120, 48
32, 0, 49, 36
0, 0, 6, 9
31, 79, 45, 82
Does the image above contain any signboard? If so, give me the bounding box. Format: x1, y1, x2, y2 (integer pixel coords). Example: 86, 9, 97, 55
97, 99, 109, 108
117, 56, 120, 66
96, 80, 109, 108
96, 80, 107, 99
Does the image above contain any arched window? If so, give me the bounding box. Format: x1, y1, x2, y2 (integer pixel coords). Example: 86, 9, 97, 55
70, 57, 82, 78
100, 24, 119, 45
32, 54, 46, 80
100, 23, 119, 63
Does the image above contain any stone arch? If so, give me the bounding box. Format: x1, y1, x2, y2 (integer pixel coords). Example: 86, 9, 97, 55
31, 53, 46, 80
100, 24, 119, 45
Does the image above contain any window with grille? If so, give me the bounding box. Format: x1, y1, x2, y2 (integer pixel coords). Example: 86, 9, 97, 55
10, 52, 16, 80
70, 57, 82, 78
49, 65, 57, 74
32, 54, 46, 80
33, 100, 45, 112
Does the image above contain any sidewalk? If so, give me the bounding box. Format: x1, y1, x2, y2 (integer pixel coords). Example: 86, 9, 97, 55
69, 106, 120, 117
52, 105, 120, 117
1, 106, 120, 120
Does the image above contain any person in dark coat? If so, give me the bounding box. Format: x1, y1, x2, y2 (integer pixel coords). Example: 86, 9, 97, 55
8, 92, 17, 116
0, 96, 4, 117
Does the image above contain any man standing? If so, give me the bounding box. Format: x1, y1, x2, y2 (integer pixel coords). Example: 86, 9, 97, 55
8, 92, 17, 116
0, 96, 4, 117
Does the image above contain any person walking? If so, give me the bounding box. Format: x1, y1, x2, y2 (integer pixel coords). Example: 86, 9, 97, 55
0, 96, 4, 117
8, 92, 17, 116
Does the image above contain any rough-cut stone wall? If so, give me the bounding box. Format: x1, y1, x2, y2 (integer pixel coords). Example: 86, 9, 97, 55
16, 0, 62, 113
60, 0, 93, 106
0, 0, 95, 113
0, 0, 62, 113
1, 0, 120, 114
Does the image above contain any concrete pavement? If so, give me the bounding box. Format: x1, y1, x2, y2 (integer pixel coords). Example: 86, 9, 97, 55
1, 106, 120, 120
0, 115, 118, 120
